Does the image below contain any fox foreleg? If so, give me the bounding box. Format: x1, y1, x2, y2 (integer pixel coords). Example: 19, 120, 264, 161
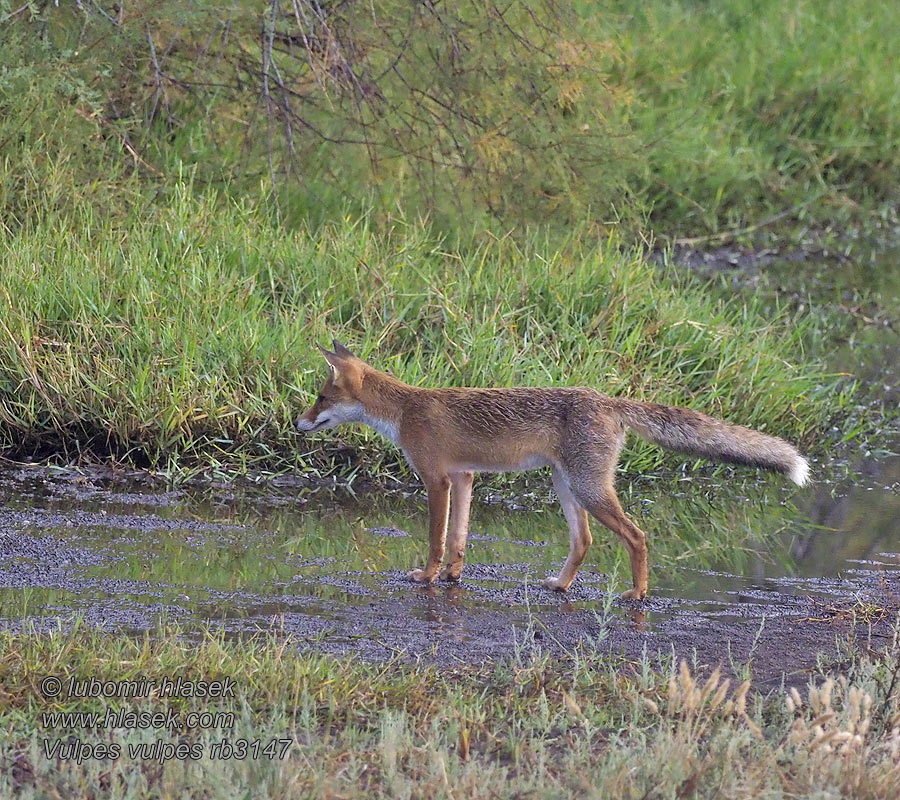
408, 473, 451, 584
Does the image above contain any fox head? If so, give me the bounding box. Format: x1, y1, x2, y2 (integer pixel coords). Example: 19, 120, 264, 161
296, 340, 366, 434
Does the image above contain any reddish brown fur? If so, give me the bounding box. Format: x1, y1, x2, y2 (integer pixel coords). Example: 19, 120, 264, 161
297, 343, 809, 599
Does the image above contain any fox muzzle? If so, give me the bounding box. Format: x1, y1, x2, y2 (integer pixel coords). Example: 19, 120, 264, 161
296, 413, 330, 433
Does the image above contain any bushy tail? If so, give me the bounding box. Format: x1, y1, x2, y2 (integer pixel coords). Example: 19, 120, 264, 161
611, 398, 810, 486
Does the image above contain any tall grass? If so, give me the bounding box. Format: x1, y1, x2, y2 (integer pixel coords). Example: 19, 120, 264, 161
0, 186, 841, 477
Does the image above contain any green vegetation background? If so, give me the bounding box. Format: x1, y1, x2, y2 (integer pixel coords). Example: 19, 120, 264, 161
2, 0, 895, 477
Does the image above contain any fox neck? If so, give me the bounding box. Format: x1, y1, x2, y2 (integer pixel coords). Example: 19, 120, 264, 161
351, 368, 414, 445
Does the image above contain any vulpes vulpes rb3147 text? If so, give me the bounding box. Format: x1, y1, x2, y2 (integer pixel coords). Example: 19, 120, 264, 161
297, 341, 810, 600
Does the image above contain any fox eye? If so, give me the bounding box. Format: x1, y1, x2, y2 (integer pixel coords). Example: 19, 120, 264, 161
317, 394, 326, 404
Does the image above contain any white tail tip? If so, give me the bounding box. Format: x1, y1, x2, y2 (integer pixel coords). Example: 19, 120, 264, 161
789, 457, 810, 487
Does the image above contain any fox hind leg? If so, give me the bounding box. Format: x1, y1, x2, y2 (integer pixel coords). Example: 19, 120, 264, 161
574, 483, 649, 600
440, 471, 475, 582
544, 468, 593, 592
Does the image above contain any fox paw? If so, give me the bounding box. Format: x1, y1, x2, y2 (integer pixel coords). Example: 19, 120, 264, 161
620, 587, 647, 601
439, 565, 462, 582
543, 577, 571, 592
407, 568, 437, 584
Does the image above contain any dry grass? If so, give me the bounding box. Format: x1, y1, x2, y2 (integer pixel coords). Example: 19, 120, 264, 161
1, 624, 899, 798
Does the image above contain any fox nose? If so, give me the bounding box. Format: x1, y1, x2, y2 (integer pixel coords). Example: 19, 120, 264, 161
296, 414, 325, 433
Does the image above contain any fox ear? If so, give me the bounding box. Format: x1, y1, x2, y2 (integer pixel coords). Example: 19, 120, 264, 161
317, 345, 341, 377
332, 339, 356, 359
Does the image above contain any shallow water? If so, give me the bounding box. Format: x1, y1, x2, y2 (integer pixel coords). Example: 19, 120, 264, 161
0, 452, 896, 661
1, 239, 898, 675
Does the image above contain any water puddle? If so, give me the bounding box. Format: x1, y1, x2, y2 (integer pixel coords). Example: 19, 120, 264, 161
0, 452, 897, 675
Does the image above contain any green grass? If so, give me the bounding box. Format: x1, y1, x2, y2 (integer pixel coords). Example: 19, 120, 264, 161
2, 624, 899, 798
0, 187, 841, 478
602, 0, 900, 235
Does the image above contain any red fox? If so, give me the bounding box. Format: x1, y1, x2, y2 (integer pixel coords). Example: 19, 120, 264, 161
296, 340, 810, 600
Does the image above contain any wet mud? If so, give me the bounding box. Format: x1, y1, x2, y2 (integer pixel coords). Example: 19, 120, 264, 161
1, 462, 898, 687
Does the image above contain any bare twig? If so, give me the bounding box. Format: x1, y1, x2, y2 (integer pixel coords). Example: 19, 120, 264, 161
146, 26, 163, 123
73, 107, 163, 177
0, 3, 30, 23
670, 199, 822, 247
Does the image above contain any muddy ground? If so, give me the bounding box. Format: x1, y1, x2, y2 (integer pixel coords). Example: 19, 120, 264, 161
1, 465, 898, 690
